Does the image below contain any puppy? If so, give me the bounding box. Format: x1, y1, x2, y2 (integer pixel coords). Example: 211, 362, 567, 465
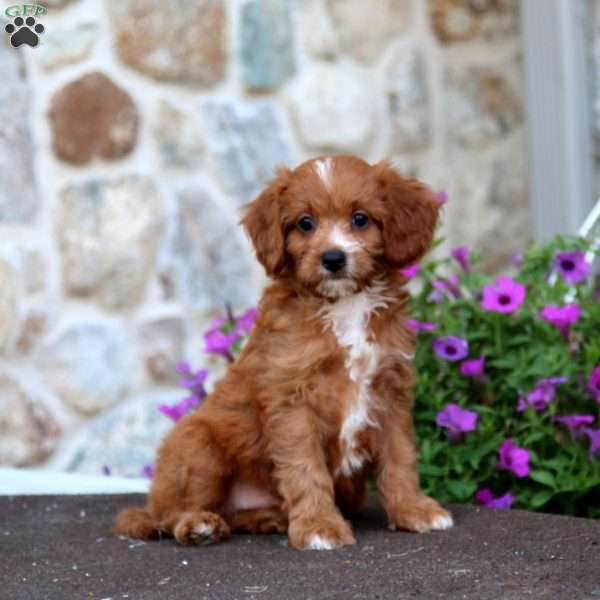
114, 156, 452, 550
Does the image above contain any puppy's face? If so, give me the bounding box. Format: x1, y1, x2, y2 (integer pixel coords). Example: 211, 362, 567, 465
242, 156, 440, 298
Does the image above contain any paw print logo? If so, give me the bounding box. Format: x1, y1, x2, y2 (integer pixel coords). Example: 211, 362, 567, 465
5, 16, 45, 48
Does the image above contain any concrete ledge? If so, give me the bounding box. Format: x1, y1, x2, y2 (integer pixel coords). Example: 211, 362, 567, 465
2, 494, 599, 600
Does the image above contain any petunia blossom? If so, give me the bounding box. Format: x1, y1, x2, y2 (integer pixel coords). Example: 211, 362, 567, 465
436, 403, 478, 440
460, 356, 486, 380
540, 304, 581, 338
141, 465, 154, 479
475, 488, 514, 510
510, 253, 523, 267
497, 440, 530, 478
400, 263, 420, 279
203, 316, 241, 360
406, 318, 437, 332
583, 428, 600, 461
433, 336, 469, 361
176, 362, 208, 401
481, 276, 526, 314
236, 307, 260, 334
158, 396, 201, 422
435, 190, 448, 205
517, 376, 568, 412
554, 250, 591, 284
587, 366, 600, 404
451, 246, 471, 273
553, 415, 595, 439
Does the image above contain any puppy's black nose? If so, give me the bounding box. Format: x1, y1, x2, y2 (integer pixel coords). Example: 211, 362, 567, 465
321, 249, 347, 273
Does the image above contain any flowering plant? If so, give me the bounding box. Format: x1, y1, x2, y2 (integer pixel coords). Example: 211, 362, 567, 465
411, 236, 600, 517
155, 233, 599, 518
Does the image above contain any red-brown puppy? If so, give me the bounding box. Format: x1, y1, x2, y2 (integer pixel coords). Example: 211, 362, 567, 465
115, 156, 452, 550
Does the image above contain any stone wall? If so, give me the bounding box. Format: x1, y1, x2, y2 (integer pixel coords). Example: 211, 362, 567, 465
0, 0, 529, 475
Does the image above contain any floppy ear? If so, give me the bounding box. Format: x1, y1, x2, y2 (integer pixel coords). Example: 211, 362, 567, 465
374, 161, 440, 269
241, 168, 290, 278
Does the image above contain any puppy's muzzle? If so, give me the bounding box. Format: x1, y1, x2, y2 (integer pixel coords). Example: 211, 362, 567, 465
321, 249, 347, 273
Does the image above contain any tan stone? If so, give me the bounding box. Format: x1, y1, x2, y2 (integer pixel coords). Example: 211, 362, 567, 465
15, 308, 49, 355
429, 0, 519, 44
48, 71, 138, 165
0, 374, 61, 467
327, 0, 411, 62
0, 259, 19, 353
57, 175, 165, 310
138, 317, 186, 384
107, 0, 226, 87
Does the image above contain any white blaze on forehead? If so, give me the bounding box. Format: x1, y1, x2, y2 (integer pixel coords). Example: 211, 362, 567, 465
314, 158, 333, 191
328, 225, 360, 253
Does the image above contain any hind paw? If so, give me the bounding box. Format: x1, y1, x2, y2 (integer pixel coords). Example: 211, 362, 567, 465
174, 511, 231, 546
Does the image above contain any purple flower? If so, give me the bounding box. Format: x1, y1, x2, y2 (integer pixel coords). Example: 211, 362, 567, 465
481, 276, 526, 314
460, 356, 486, 379
141, 465, 154, 479
517, 376, 567, 412
510, 253, 523, 267
475, 488, 514, 510
554, 415, 595, 439
554, 250, 591, 284
236, 307, 260, 334
540, 304, 581, 338
158, 396, 200, 422
400, 263, 420, 279
406, 318, 437, 332
587, 366, 600, 404
432, 275, 461, 299
451, 246, 471, 273
102, 465, 112, 476
433, 336, 469, 361
436, 403, 478, 440
435, 190, 448, 205
176, 362, 208, 401
204, 315, 241, 360
497, 440, 530, 478
583, 428, 600, 460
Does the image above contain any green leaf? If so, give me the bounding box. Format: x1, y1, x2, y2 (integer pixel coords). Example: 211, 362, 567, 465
528, 470, 556, 489
529, 489, 555, 508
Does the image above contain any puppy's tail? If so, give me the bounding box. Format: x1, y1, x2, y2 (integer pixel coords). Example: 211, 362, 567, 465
114, 506, 159, 540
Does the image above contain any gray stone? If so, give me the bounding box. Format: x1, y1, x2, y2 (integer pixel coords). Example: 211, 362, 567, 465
36, 22, 97, 71
386, 45, 430, 152
38, 322, 132, 415
445, 62, 522, 149
0, 241, 46, 294
299, 0, 338, 60
154, 100, 205, 169
138, 316, 186, 384
57, 175, 165, 310
327, 0, 412, 62
201, 99, 295, 205
0, 373, 60, 467
288, 62, 374, 151
160, 177, 260, 311
428, 0, 519, 44
592, 1, 600, 160
14, 306, 51, 355
239, 0, 295, 90
107, 0, 226, 87
447, 135, 531, 271
63, 391, 179, 477
0, 259, 19, 353
0, 32, 38, 223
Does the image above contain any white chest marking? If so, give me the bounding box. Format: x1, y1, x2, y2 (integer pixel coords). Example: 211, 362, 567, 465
314, 158, 333, 191
322, 283, 390, 476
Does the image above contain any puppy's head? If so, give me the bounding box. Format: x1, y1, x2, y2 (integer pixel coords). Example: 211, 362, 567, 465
242, 156, 440, 298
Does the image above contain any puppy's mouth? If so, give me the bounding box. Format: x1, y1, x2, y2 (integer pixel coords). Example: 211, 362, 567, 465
316, 275, 358, 299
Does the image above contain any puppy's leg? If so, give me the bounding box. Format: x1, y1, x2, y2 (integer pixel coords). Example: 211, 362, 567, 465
267, 407, 355, 551
115, 416, 232, 545
375, 400, 453, 533
335, 473, 367, 517
226, 507, 288, 534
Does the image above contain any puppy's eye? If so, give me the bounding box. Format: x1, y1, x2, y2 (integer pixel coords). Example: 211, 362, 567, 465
351, 212, 369, 230
297, 215, 315, 233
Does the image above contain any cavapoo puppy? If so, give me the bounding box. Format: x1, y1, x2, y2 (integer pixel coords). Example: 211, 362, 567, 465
115, 155, 453, 550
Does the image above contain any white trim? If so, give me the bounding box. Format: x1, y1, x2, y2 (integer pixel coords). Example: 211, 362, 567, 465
520, 0, 594, 240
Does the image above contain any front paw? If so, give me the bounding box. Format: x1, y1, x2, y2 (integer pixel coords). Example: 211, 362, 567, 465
387, 495, 453, 533
289, 512, 356, 551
